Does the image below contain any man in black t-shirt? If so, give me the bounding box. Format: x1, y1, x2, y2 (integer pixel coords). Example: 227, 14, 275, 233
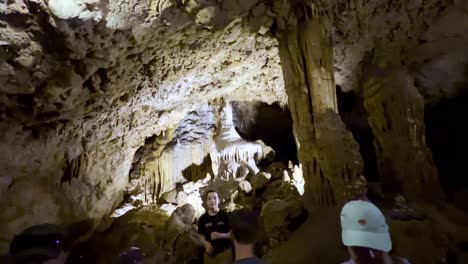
198, 189, 232, 264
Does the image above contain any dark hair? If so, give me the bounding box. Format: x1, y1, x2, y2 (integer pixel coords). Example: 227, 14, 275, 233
9, 224, 67, 261
204, 189, 218, 201
229, 209, 259, 244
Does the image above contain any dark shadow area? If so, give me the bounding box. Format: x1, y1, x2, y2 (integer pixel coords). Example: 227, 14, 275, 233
425, 90, 468, 205
181, 155, 214, 182
231, 101, 298, 165
336, 88, 379, 182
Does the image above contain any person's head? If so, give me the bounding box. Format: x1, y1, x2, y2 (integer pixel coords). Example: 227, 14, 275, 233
9, 224, 69, 264
340, 200, 392, 264
204, 190, 220, 211
116, 247, 145, 264
229, 209, 260, 246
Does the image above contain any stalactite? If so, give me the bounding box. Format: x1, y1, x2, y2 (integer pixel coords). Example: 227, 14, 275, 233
152, 171, 157, 203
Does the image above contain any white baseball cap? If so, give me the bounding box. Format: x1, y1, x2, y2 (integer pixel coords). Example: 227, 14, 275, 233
340, 200, 392, 252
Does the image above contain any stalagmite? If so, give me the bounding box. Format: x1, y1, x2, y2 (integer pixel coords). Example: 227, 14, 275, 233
362, 52, 443, 200
277, 3, 364, 208
212, 101, 263, 178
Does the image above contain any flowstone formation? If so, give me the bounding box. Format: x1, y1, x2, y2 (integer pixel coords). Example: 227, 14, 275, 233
212, 101, 263, 179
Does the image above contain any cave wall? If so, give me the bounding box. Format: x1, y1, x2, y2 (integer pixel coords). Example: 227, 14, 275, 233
0, 0, 286, 252
0, 0, 467, 254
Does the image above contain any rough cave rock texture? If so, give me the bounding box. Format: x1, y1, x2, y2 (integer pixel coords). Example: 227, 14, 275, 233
0, 0, 285, 251
0, 0, 467, 254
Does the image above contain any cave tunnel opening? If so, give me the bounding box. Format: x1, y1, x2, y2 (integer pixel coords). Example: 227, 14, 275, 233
336, 87, 380, 182
231, 101, 298, 165
425, 90, 468, 209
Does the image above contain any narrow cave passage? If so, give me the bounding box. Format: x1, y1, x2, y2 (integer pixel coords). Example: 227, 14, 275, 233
337, 88, 379, 183
425, 90, 468, 209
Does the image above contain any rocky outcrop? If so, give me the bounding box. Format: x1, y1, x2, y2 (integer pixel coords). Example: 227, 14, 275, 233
261, 198, 305, 248
0, 0, 285, 250
250, 172, 272, 190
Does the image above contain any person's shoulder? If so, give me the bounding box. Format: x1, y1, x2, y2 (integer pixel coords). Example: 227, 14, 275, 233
199, 212, 209, 221
218, 210, 228, 216
393, 256, 411, 264
399, 257, 411, 264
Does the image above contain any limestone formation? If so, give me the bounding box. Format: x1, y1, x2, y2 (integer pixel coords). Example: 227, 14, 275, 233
261, 198, 305, 248
277, 3, 364, 208
0, 0, 467, 261
250, 172, 272, 190
212, 102, 263, 177
362, 57, 444, 200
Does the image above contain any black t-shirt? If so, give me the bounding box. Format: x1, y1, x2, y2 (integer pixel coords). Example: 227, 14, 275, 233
198, 210, 231, 256
234, 257, 265, 264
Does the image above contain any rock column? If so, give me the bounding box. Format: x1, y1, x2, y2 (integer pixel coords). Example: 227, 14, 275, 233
277, 6, 364, 208
362, 53, 443, 200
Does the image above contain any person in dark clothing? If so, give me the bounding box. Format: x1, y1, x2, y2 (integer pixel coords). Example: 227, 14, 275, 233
198, 190, 232, 264
230, 209, 264, 264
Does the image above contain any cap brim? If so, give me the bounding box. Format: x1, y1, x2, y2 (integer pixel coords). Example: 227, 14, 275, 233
342, 230, 392, 252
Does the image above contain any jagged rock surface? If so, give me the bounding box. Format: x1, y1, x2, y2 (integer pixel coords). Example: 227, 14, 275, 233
0, 0, 467, 255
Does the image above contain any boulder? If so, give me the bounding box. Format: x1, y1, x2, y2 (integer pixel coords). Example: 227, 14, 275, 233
161, 189, 188, 205
263, 180, 300, 202
261, 198, 305, 247
166, 204, 195, 242
238, 180, 253, 194
96, 206, 170, 262
265, 162, 288, 180
172, 229, 202, 263
255, 139, 275, 164
250, 172, 271, 190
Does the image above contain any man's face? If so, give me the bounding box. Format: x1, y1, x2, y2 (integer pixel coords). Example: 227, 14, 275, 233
206, 192, 220, 210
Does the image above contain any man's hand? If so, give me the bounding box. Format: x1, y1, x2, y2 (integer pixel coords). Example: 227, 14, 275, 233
210, 231, 227, 240
203, 241, 213, 255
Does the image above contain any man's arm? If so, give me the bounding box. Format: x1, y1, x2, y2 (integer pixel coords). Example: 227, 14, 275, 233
197, 216, 213, 254
211, 211, 231, 240
198, 234, 213, 254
